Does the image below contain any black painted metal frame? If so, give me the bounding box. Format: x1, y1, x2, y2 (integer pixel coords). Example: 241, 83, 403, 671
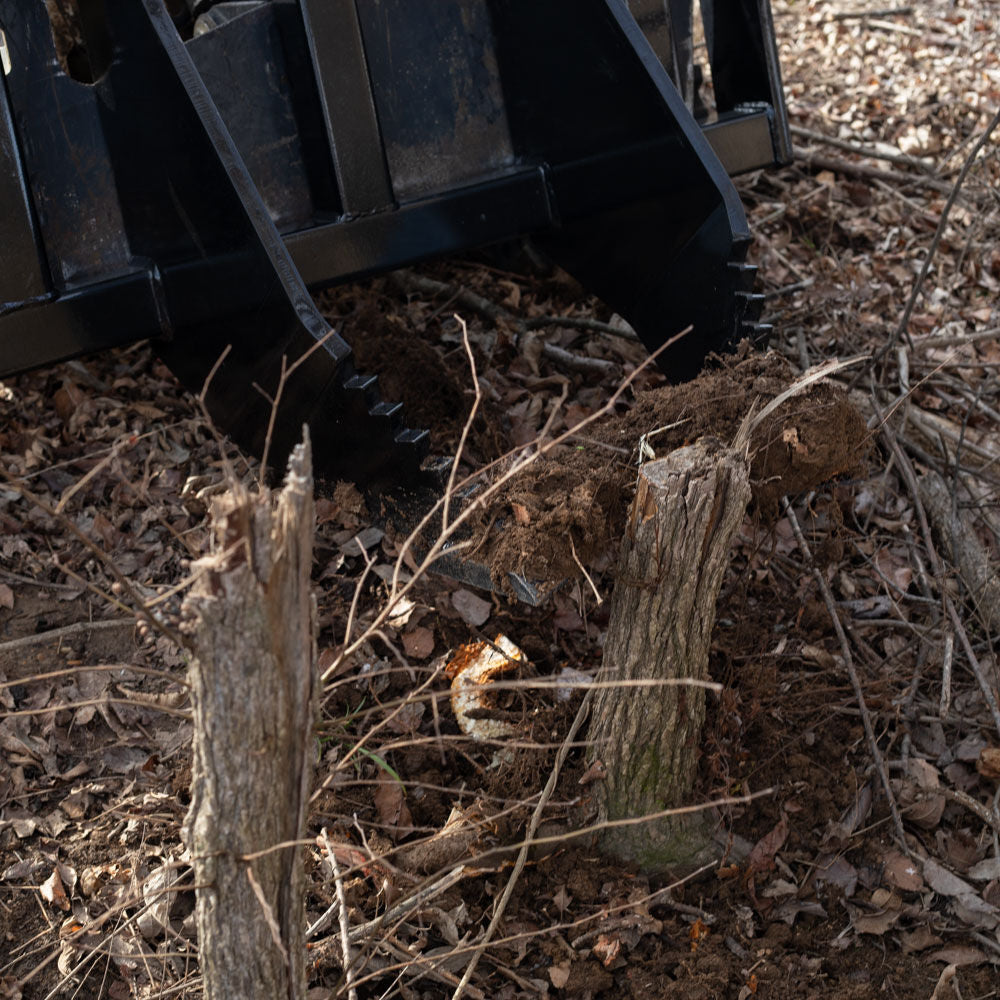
0, 0, 790, 483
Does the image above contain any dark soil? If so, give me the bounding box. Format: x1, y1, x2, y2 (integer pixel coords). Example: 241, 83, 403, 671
473, 350, 870, 587
3, 2, 1000, 998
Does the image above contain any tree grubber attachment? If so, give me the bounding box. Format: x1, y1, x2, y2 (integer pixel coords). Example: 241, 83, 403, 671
0, 0, 789, 484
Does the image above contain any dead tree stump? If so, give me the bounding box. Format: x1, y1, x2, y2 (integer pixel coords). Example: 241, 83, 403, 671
589, 438, 750, 872
182, 435, 316, 1000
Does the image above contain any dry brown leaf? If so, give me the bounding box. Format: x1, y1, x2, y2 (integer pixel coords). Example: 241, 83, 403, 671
385, 700, 425, 735
898, 759, 946, 829
40, 868, 69, 911
800, 644, 839, 670
548, 961, 571, 989
926, 946, 988, 967
593, 933, 622, 968
552, 885, 571, 913
747, 812, 789, 875
451, 588, 491, 627
317, 647, 342, 677
883, 850, 924, 892
0, 583, 13, 609
374, 777, 413, 841
402, 626, 435, 660
923, 858, 975, 898
976, 747, 1000, 781
814, 854, 858, 897
579, 759, 607, 785
900, 926, 944, 953
850, 905, 899, 936
967, 858, 1000, 882
511, 502, 531, 526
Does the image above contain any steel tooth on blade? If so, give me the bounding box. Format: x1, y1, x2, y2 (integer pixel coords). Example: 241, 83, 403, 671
728, 260, 759, 293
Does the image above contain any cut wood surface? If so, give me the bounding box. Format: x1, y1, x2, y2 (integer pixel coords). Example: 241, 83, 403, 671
589, 438, 750, 872
182, 435, 316, 1000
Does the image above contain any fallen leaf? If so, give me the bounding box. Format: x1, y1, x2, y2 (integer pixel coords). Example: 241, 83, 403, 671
555, 666, 590, 702
900, 926, 943, 953
402, 626, 434, 660
926, 946, 987, 966
800, 644, 839, 670
950, 893, 1000, 929
40, 868, 70, 911
385, 700, 425, 734
773, 898, 828, 925
451, 589, 491, 627
317, 647, 342, 677
814, 854, 859, 897
747, 812, 789, 875
511, 502, 531, 526
0, 583, 12, 609
898, 759, 945, 828
923, 858, 975, 897
976, 747, 1000, 781
593, 933, 621, 968
966, 858, 1000, 882
374, 777, 413, 840
883, 850, 924, 892
850, 905, 899, 935
548, 961, 571, 988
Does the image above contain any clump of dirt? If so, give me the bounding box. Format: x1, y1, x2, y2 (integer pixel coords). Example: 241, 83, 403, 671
479, 351, 870, 586
340, 299, 508, 464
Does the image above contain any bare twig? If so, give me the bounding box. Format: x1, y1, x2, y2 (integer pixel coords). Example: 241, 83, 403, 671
569, 535, 603, 605
795, 148, 954, 194
790, 125, 933, 173
319, 828, 357, 1000
542, 342, 619, 377
885, 106, 1000, 357
450, 688, 594, 999
0, 471, 186, 649
782, 498, 909, 854
442, 316, 481, 534
939, 633, 954, 719
0, 618, 136, 653
876, 420, 1000, 739
525, 314, 640, 342
825, 6, 912, 20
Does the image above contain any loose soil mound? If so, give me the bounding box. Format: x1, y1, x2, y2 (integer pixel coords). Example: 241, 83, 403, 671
478, 351, 869, 586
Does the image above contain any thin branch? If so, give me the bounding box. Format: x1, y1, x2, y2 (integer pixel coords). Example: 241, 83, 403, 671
782, 498, 910, 854
0, 618, 136, 654
450, 688, 594, 999
790, 124, 933, 173
319, 828, 357, 1000
884, 106, 1000, 357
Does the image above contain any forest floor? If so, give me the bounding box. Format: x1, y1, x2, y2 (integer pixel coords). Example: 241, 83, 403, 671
3, 1, 1000, 998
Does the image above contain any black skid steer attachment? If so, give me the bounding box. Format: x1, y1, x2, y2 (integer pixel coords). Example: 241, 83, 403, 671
0, 0, 789, 484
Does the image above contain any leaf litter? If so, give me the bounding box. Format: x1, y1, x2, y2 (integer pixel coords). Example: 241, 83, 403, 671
3, 1, 1000, 997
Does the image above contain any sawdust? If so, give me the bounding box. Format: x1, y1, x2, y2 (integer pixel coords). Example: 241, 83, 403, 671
478, 350, 870, 586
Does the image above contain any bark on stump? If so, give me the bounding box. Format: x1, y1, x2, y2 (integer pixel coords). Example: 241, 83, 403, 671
589, 438, 750, 873
182, 436, 316, 1000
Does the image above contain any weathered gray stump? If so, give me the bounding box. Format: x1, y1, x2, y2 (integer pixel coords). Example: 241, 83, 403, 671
589, 438, 750, 873
182, 435, 316, 1000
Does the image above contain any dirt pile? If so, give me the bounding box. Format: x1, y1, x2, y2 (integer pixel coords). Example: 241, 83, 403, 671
478, 351, 870, 585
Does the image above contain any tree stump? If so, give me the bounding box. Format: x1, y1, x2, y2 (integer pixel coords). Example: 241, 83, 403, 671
589, 438, 750, 872
182, 435, 316, 1000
